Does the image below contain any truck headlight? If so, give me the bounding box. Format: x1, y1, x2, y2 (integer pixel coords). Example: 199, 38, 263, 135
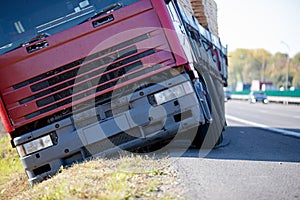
17, 134, 54, 157
154, 82, 193, 105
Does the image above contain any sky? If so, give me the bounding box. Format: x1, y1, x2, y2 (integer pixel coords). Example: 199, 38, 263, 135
215, 0, 300, 57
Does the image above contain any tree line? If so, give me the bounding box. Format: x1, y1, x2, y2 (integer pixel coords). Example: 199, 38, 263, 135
228, 48, 300, 90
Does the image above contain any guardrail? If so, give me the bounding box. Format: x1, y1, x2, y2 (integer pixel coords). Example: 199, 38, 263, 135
230, 94, 300, 104
267, 96, 300, 104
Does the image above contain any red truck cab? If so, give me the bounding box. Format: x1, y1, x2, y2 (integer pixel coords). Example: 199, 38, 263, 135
0, 0, 227, 185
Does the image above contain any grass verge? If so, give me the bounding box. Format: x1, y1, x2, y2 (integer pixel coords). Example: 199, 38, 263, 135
0, 135, 183, 200
0, 136, 29, 200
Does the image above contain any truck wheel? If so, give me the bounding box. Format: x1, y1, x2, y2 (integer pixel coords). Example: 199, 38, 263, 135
192, 123, 223, 149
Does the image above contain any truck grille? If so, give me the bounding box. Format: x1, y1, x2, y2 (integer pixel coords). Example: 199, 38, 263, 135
8, 31, 174, 127
20, 35, 151, 119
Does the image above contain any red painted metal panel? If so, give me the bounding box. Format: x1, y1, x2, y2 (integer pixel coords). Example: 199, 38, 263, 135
8, 50, 173, 120
151, 0, 188, 66
3, 29, 167, 105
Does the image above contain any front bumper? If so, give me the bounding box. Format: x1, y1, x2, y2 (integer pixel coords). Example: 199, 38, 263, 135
14, 74, 205, 185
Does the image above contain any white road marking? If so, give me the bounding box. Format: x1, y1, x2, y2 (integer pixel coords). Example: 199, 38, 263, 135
226, 115, 300, 138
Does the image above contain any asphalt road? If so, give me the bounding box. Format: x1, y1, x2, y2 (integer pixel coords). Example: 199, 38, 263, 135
173, 100, 300, 200
225, 100, 300, 132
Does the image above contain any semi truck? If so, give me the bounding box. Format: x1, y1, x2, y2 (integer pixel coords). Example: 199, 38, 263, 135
0, 0, 228, 185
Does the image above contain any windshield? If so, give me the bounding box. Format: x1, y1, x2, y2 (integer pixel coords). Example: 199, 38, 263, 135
0, 0, 139, 55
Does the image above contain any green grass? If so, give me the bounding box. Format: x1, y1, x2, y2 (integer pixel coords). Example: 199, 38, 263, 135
16, 156, 182, 200
0, 136, 23, 180
0, 136, 29, 200
0, 136, 183, 200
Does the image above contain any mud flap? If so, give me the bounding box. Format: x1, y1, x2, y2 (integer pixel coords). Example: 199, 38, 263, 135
193, 79, 212, 123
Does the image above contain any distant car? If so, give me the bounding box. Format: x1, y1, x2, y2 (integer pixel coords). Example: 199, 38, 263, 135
249, 91, 268, 104
224, 90, 231, 101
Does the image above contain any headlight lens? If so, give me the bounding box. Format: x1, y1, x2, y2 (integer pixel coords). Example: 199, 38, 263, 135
17, 135, 54, 157
154, 82, 193, 105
